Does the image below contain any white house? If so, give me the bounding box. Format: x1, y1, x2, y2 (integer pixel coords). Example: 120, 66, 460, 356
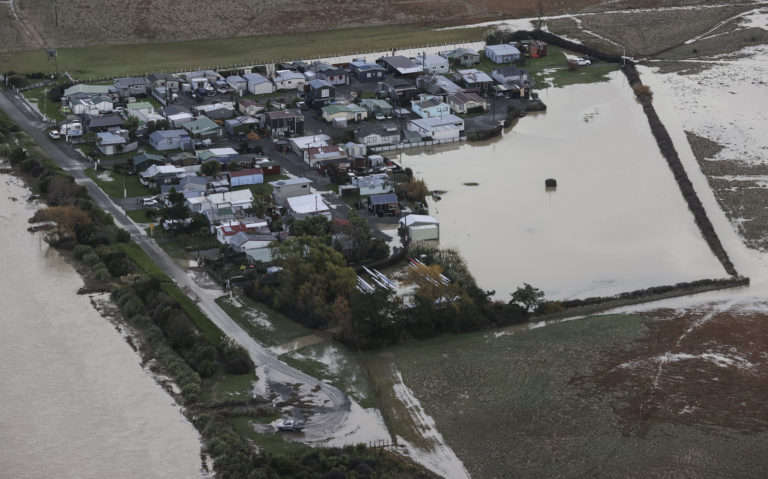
70, 96, 113, 116
413, 53, 450, 74
271, 177, 313, 204
187, 189, 254, 213
446, 92, 488, 114
96, 131, 132, 156
273, 70, 306, 91
351, 173, 393, 196
484, 44, 521, 64
242, 73, 274, 95
126, 101, 154, 117
356, 127, 400, 147
285, 193, 331, 221
407, 115, 464, 141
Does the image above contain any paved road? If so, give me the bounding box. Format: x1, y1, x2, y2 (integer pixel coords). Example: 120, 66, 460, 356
0, 88, 353, 439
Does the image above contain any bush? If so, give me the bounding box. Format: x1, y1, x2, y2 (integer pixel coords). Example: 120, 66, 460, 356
73, 244, 93, 260
219, 339, 254, 375
633, 83, 653, 98
82, 252, 102, 266
115, 229, 131, 243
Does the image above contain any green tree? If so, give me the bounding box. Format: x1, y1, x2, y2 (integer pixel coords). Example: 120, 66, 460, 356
249, 197, 267, 218
200, 160, 221, 177
124, 116, 140, 140
510, 283, 545, 312
159, 187, 190, 233
270, 236, 356, 328
288, 215, 331, 238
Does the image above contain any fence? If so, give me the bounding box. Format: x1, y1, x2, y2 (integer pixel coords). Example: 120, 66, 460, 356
371, 136, 467, 152
59, 38, 485, 84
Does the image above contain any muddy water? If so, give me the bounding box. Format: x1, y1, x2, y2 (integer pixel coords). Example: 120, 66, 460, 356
0, 175, 203, 478
402, 72, 725, 299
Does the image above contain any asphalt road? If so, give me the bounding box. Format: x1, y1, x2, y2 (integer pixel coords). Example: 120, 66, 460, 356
0, 87, 353, 439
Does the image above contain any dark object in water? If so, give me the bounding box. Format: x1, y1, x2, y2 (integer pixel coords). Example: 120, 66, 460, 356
545, 178, 557, 188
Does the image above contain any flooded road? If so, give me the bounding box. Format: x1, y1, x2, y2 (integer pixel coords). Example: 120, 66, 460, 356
402, 72, 726, 299
0, 175, 203, 478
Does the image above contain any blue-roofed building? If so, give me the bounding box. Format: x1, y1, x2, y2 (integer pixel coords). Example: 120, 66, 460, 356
484, 44, 522, 64
367, 192, 399, 216
349, 61, 387, 82
96, 132, 131, 156
307, 79, 334, 107
149, 129, 193, 151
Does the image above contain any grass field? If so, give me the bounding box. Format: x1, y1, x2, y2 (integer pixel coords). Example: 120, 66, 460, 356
4, 24, 487, 79
84, 168, 147, 198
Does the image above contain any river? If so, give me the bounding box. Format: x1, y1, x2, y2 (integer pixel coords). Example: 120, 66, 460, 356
401, 72, 726, 299
0, 174, 203, 478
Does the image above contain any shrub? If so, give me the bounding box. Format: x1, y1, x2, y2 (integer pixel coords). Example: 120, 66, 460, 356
93, 265, 112, 282
219, 339, 254, 375
82, 252, 102, 266
115, 229, 131, 243
73, 244, 93, 260
632, 83, 653, 98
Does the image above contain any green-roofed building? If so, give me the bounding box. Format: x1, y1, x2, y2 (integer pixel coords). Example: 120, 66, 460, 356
321, 104, 368, 123
183, 116, 223, 140
359, 99, 393, 117
63, 84, 112, 98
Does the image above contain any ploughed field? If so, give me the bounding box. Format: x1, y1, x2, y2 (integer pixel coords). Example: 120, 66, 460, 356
386, 308, 768, 478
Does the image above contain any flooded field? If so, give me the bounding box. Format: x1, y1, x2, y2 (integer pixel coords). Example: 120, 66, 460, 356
0, 175, 203, 478
402, 73, 725, 300
387, 307, 768, 479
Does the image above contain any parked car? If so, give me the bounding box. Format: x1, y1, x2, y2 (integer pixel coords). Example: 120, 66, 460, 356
275, 419, 305, 432
375, 113, 385, 120
575, 57, 591, 66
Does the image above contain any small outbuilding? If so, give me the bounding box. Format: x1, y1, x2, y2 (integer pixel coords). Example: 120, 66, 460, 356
400, 214, 440, 242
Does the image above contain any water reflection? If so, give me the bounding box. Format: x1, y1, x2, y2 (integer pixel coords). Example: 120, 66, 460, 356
402, 73, 725, 299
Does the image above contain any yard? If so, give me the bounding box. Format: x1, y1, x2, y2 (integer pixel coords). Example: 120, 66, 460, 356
21, 83, 67, 122
84, 167, 147, 198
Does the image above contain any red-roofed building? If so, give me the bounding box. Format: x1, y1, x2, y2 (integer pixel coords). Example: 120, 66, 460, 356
215, 220, 269, 244
306, 145, 346, 168
227, 168, 264, 187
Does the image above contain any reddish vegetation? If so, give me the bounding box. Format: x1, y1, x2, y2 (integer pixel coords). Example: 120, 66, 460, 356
574, 305, 768, 434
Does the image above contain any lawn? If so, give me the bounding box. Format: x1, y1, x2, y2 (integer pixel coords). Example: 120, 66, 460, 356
126, 209, 155, 224
216, 293, 312, 347
84, 167, 148, 198
4, 23, 488, 78
473, 45, 619, 88
22, 84, 67, 122
116, 241, 168, 281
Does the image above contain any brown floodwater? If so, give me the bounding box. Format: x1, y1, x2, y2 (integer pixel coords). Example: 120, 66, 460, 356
0, 175, 203, 478
401, 73, 725, 300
